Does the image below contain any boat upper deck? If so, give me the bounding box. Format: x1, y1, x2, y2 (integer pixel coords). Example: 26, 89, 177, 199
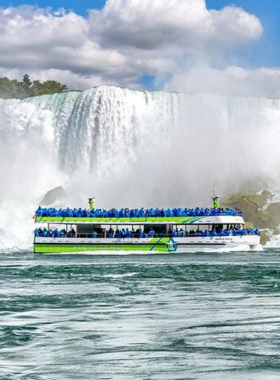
35, 206, 244, 225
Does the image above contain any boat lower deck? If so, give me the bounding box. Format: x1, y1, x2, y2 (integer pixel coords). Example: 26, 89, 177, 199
34, 235, 260, 253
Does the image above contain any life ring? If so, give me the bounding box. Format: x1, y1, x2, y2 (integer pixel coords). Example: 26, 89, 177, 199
166, 238, 178, 252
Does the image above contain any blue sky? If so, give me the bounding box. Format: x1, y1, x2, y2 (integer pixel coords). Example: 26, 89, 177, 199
0, 0, 279, 94
1, 0, 105, 13
1, 0, 106, 14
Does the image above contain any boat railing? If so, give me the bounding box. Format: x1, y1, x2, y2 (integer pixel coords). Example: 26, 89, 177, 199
36, 233, 187, 239
35, 230, 260, 239
35, 212, 244, 220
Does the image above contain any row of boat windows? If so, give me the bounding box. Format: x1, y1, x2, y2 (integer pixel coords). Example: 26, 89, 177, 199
35, 206, 243, 218
35, 227, 260, 238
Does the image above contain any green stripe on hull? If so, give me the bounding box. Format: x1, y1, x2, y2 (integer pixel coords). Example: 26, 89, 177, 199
35, 216, 202, 224
34, 243, 169, 254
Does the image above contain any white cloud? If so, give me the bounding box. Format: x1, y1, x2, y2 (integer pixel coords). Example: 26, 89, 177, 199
165, 65, 280, 98
0, 6, 128, 87
90, 0, 262, 50
0, 0, 269, 93
209, 6, 263, 47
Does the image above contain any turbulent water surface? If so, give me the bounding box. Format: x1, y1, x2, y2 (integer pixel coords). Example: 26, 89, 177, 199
1, 250, 280, 380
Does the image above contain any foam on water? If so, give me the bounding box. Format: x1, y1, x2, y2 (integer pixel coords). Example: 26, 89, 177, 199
1, 86, 280, 249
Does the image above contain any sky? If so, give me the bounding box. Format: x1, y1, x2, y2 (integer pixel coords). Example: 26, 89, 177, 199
1, 0, 280, 96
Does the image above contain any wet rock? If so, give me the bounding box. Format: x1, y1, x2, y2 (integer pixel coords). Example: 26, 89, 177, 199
261, 190, 272, 203
266, 203, 280, 225
221, 191, 280, 244
221, 192, 274, 229
260, 230, 270, 246
222, 191, 270, 210
272, 227, 280, 236
40, 186, 67, 206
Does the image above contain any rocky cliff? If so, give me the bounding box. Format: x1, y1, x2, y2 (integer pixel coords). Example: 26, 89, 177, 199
221, 191, 280, 245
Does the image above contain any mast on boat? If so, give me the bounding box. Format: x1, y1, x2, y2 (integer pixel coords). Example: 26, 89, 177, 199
88, 197, 95, 210
212, 186, 220, 209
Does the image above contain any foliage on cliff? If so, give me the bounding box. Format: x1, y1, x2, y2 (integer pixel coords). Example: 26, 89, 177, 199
0, 74, 68, 99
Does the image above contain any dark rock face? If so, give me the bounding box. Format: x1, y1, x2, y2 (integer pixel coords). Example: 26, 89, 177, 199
222, 192, 271, 227
260, 230, 270, 246
266, 203, 280, 225
221, 190, 280, 245
40, 186, 67, 206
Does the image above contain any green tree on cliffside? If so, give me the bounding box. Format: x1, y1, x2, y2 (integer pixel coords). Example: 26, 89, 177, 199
0, 77, 25, 99
31, 79, 68, 96
0, 74, 68, 99
21, 74, 33, 97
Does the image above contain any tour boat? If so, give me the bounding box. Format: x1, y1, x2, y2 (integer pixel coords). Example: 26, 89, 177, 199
33, 195, 261, 254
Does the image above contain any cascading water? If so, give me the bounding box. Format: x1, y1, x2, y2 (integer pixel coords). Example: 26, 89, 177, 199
1, 85, 280, 249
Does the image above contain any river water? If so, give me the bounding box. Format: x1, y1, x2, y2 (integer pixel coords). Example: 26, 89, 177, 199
1, 250, 280, 380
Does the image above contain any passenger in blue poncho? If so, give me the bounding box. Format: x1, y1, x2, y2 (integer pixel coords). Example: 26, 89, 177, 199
179, 228, 184, 237
138, 229, 143, 238
149, 228, 155, 237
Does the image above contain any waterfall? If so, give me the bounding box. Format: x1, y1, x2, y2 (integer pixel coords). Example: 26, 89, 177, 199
1, 85, 280, 249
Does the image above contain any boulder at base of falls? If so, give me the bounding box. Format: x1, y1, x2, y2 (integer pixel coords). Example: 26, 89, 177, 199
260, 230, 270, 246
221, 191, 273, 227
266, 203, 280, 225
221, 190, 280, 245
40, 186, 67, 206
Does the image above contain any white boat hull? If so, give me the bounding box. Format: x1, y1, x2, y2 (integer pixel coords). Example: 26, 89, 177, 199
34, 235, 261, 254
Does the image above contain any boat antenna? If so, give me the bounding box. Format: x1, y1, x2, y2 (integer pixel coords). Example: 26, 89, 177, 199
88, 197, 95, 210
212, 183, 220, 209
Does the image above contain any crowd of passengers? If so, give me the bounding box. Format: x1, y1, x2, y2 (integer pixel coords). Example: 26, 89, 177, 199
35, 228, 76, 238
35, 206, 243, 218
35, 227, 260, 239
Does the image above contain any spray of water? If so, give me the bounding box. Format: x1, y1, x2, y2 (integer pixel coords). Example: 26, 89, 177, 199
0, 85, 280, 249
